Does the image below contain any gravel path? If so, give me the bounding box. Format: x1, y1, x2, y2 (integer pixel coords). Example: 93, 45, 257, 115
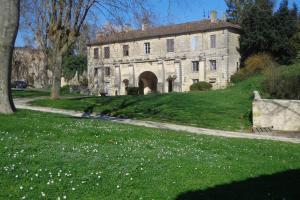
14, 98, 300, 144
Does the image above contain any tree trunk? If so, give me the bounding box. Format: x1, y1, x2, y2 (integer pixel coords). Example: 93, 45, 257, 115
41, 52, 49, 88
50, 51, 63, 99
0, 0, 20, 114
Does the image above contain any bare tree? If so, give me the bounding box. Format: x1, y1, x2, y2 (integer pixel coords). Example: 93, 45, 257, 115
39, 0, 145, 99
0, 0, 20, 114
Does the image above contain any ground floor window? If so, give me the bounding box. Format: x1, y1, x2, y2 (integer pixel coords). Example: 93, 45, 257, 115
192, 79, 199, 84
192, 61, 199, 72
209, 60, 217, 71
104, 67, 111, 76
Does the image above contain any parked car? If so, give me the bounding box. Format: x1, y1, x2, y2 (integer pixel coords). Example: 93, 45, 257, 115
11, 81, 28, 89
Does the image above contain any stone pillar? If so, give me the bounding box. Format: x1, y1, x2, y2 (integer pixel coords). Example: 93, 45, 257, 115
199, 60, 205, 81
158, 60, 165, 93
114, 65, 121, 95
175, 60, 182, 92
128, 64, 135, 87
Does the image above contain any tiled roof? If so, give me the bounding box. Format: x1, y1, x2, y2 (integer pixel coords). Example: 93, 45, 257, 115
87, 20, 241, 46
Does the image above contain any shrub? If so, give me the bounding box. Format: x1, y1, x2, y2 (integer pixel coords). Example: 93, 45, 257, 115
263, 64, 300, 100
244, 53, 277, 74
190, 82, 212, 91
231, 53, 278, 83
230, 68, 249, 83
127, 87, 139, 95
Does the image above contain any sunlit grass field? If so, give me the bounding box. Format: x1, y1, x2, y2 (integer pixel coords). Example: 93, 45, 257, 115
1, 110, 299, 199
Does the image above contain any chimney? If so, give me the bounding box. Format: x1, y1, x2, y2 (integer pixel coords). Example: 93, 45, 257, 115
210, 10, 217, 23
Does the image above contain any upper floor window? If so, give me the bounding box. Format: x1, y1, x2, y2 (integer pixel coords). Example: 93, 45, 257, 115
104, 47, 110, 59
167, 39, 174, 52
210, 35, 216, 48
123, 45, 129, 56
192, 61, 199, 72
191, 36, 200, 51
94, 48, 99, 59
210, 60, 217, 71
144, 42, 151, 54
104, 67, 111, 76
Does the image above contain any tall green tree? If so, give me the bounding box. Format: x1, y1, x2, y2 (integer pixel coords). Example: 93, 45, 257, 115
225, 0, 253, 24
273, 0, 298, 64
239, 0, 275, 63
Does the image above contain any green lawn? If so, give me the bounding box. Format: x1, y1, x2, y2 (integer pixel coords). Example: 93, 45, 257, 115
30, 76, 264, 131
13, 88, 83, 99
0, 111, 299, 199
12, 89, 50, 98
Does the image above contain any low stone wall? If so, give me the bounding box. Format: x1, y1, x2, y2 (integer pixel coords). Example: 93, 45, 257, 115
252, 91, 300, 132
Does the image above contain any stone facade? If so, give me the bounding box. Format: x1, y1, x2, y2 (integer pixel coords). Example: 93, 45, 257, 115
12, 48, 51, 88
87, 14, 241, 96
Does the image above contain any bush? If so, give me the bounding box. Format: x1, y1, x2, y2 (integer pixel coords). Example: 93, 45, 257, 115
190, 82, 212, 91
127, 87, 139, 95
231, 68, 250, 83
231, 53, 278, 83
263, 64, 300, 100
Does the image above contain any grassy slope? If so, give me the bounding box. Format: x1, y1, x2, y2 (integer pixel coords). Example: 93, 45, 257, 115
0, 111, 299, 199
31, 76, 263, 131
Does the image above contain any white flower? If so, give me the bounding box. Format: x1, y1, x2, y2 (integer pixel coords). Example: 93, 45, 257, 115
117, 185, 120, 189
72, 187, 75, 191
41, 192, 46, 197
20, 186, 23, 190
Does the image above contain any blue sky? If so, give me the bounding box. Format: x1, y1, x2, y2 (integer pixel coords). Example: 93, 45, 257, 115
15, 0, 300, 46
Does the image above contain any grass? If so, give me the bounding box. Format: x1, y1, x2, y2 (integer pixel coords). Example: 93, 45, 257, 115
12, 89, 50, 98
13, 87, 83, 99
30, 75, 264, 131
0, 110, 300, 199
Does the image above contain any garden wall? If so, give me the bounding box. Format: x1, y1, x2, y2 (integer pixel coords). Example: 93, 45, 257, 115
252, 91, 300, 132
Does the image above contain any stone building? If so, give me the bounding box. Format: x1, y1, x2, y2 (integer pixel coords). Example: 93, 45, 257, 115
12, 47, 51, 88
87, 11, 241, 96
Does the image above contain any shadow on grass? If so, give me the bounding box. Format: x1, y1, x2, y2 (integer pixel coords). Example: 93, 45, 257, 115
175, 169, 300, 200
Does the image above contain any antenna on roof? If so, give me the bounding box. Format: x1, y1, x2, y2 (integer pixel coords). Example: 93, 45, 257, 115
208, 10, 210, 19
203, 9, 206, 18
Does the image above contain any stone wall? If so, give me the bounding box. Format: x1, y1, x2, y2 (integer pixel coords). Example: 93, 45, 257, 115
252, 91, 300, 132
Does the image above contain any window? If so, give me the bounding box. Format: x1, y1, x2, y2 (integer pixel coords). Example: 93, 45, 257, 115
144, 42, 150, 54
104, 67, 111, 76
192, 61, 199, 72
210, 35, 216, 48
123, 45, 129, 56
104, 47, 110, 59
94, 48, 99, 59
94, 68, 98, 76
210, 60, 217, 71
193, 79, 199, 84
191, 36, 200, 51
167, 39, 174, 52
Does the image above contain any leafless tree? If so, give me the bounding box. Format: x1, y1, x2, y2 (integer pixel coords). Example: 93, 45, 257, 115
24, 0, 146, 99
0, 0, 20, 114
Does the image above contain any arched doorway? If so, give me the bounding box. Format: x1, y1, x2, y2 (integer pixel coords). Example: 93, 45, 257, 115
139, 71, 158, 95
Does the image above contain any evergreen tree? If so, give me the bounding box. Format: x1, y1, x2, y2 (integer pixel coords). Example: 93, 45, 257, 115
225, 0, 253, 24
239, 0, 275, 63
273, 0, 298, 64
